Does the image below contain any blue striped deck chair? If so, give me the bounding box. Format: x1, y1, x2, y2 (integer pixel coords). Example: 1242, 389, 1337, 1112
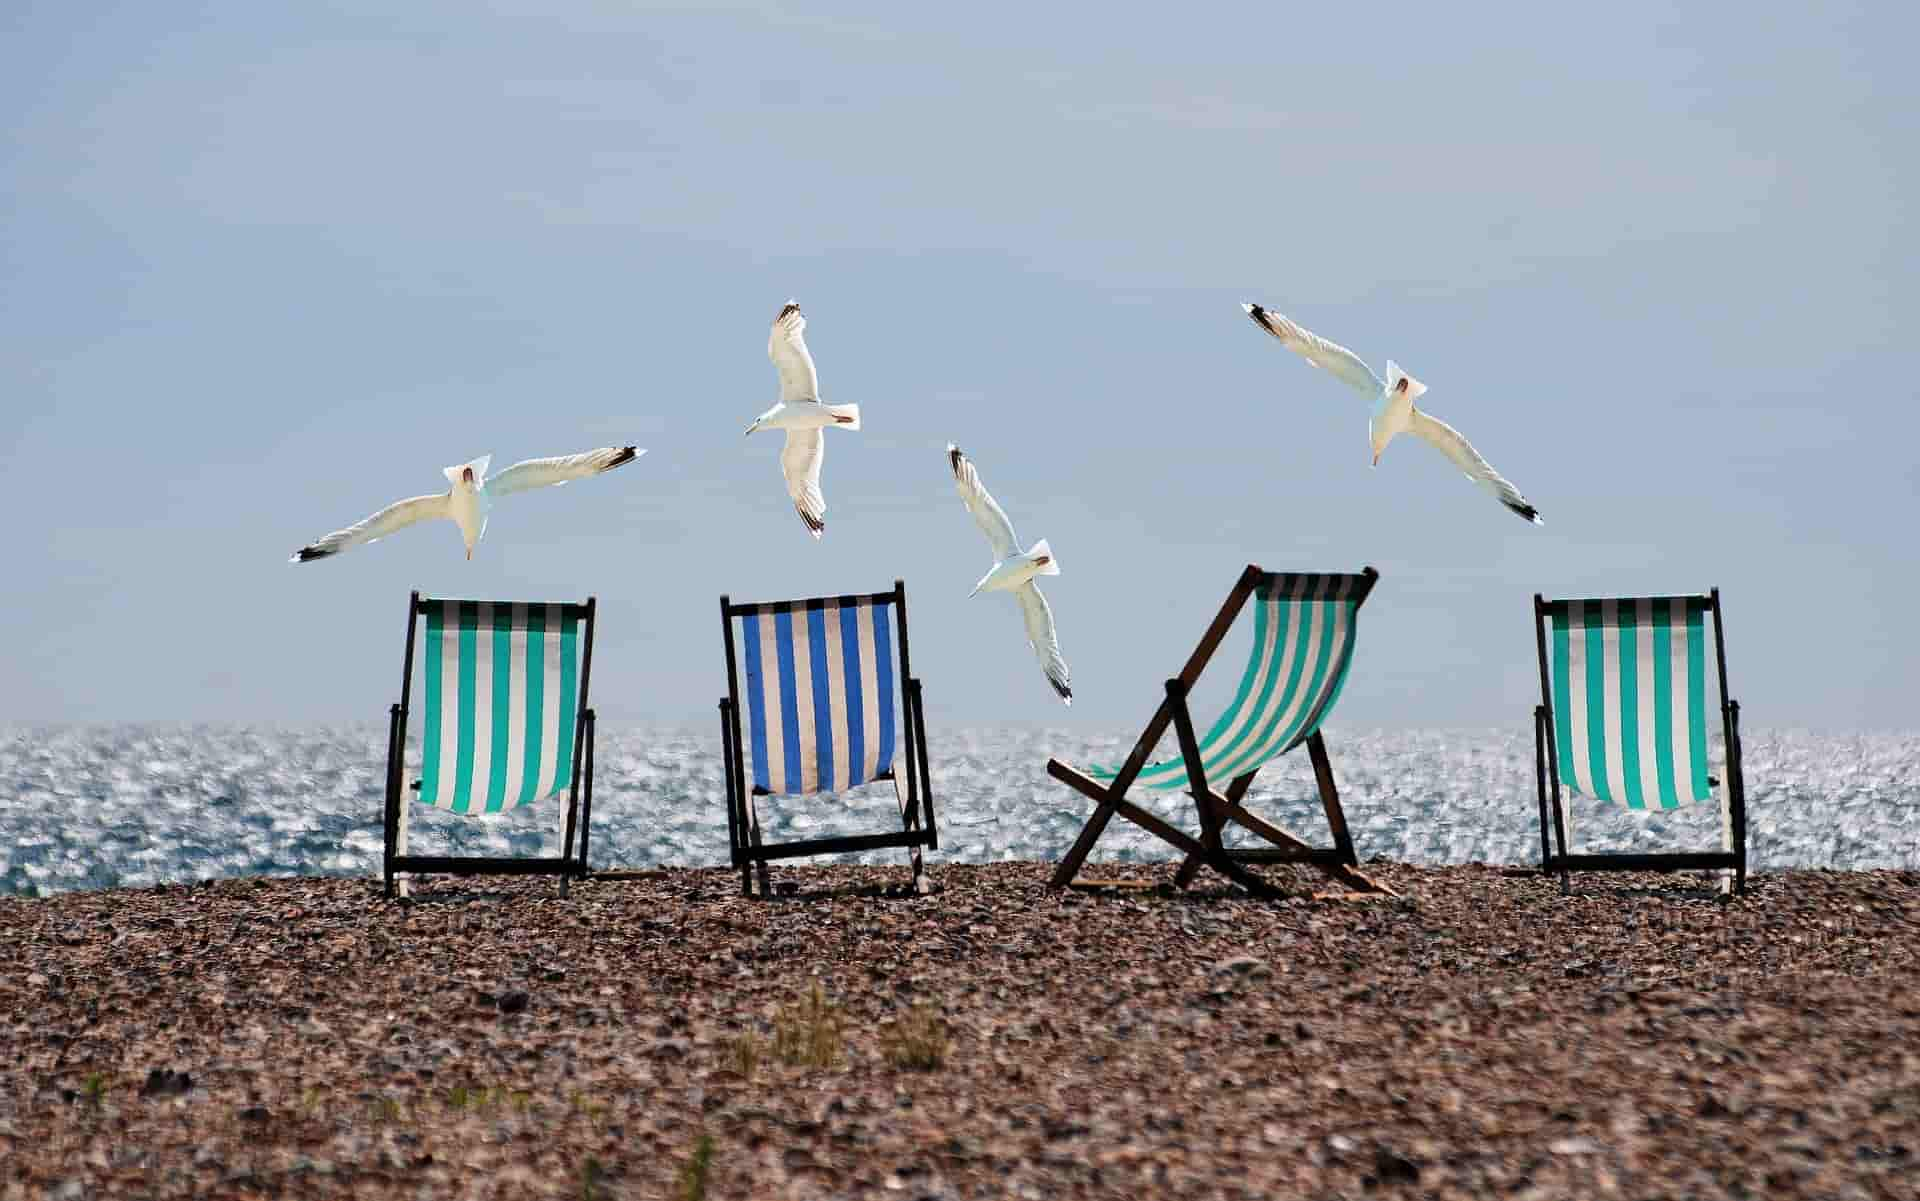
1047, 565, 1392, 897
1533, 589, 1748, 894
717, 580, 938, 897
382, 591, 600, 898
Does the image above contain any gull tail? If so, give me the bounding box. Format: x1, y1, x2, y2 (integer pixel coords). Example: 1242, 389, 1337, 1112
1028, 538, 1061, 576
826, 403, 860, 429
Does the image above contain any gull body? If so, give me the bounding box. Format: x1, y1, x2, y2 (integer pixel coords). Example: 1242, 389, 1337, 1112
948, 444, 1072, 705
290, 445, 643, 563
743, 301, 861, 539
1242, 302, 1543, 525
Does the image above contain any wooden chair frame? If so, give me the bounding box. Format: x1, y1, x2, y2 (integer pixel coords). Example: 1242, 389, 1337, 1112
382, 590, 598, 898
1532, 588, 1748, 894
717, 580, 938, 898
1047, 564, 1391, 897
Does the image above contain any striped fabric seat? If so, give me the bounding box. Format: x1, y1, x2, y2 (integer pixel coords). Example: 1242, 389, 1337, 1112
1089, 573, 1364, 792
1547, 597, 1712, 809
738, 597, 897, 796
418, 599, 580, 813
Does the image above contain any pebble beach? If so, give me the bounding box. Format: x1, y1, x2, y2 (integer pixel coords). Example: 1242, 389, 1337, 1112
6, 860, 1918, 1199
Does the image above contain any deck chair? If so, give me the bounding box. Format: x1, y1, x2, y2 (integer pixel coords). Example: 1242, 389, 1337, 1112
382, 591, 599, 898
1047, 564, 1391, 897
717, 580, 938, 897
1533, 589, 1747, 893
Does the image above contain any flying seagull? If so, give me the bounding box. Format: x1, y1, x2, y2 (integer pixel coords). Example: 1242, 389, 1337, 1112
948, 444, 1072, 705
743, 301, 861, 539
1242, 302, 1543, 525
290, 445, 643, 563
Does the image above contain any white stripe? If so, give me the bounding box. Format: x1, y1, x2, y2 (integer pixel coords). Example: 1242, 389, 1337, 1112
1197, 580, 1287, 777
1203, 578, 1297, 781
822, 601, 850, 792
503, 604, 529, 806
1294, 579, 1355, 749
468, 602, 494, 808
1564, 605, 1594, 798
857, 603, 881, 782
434, 601, 460, 810
1668, 598, 1693, 799
758, 611, 785, 793
1219, 576, 1327, 780
1599, 600, 1628, 804
540, 609, 564, 799
1634, 598, 1660, 806
791, 606, 818, 793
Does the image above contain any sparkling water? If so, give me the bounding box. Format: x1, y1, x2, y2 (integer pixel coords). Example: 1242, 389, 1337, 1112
1, 724, 1914, 897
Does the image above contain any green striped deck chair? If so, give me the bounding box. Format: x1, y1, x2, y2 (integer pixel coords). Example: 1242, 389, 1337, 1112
382, 591, 600, 898
1532, 589, 1747, 894
1047, 565, 1392, 897
717, 581, 938, 898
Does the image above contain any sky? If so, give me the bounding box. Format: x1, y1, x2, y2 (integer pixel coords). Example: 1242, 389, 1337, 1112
2, 0, 1915, 731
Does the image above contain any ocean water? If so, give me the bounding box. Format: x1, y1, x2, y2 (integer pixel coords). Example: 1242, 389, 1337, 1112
1, 725, 1915, 897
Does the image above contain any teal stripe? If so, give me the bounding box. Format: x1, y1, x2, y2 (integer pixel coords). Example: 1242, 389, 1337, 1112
552, 611, 579, 799
1616, 603, 1644, 810
1275, 593, 1345, 755
421, 605, 445, 804
1198, 590, 1271, 746
1686, 603, 1709, 800
485, 606, 512, 813
1582, 603, 1610, 801
450, 602, 478, 813
519, 606, 547, 806
1297, 601, 1358, 745
1213, 581, 1316, 782
1193, 582, 1300, 785
1551, 610, 1575, 795
1651, 602, 1677, 807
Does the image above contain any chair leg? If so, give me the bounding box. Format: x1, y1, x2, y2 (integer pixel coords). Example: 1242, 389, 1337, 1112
1307, 732, 1357, 867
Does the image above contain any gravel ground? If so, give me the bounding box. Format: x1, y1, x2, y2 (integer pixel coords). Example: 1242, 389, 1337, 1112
4, 861, 1918, 1200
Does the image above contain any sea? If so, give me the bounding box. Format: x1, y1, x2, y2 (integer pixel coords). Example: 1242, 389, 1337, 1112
2, 725, 1915, 898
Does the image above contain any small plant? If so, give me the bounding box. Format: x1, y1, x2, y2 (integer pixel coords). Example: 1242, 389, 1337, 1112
368, 1096, 404, 1124
81, 1073, 109, 1105
578, 1154, 605, 1201
883, 1003, 949, 1071
678, 1135, 715, 1201
773, 980, 843, 1069
729, 1033, 764, 1077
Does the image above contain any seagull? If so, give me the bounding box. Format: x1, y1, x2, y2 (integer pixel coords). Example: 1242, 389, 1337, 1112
290, 445, 643, 563
948, 444, 1072, 705
743, 301, 861, 539
1242, 302, 1544, 525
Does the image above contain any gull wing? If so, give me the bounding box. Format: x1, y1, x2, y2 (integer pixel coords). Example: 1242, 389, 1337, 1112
768, 300, 819, 402
947, 444, 1020, 561
1242, 303, 1385, 398
781, 427, 827, 539
486, 446, 643, 498
1015, 581, 1073, 705
1406, 408, 1544, 525
291, 493, 449, 563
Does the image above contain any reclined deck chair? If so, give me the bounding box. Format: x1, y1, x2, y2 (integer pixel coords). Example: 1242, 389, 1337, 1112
717, 580, 937, 897
1047, 564, 1391, 897
1533, 589, 1747, 894
383, 591, 599, 898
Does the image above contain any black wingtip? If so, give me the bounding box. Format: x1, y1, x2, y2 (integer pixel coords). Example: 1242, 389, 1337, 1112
948, 444, 965, 477
292, 545, 335, 564
776, 301, 801, 323
1244, 302, 1272, 333
606, 445, 639, 471
1050, 676, 1072, 704
1505, 499, 1543, 525
796, 506, 825, 538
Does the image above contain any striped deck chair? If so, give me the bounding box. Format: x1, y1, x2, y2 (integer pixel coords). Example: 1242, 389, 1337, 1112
1047, 565, 1392, 897
1533, 589, 1748, 893
382, 591, 599, 898
717, 580, 938, 897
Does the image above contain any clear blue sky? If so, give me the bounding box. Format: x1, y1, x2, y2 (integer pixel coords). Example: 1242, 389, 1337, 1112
3, 1, 1914, 730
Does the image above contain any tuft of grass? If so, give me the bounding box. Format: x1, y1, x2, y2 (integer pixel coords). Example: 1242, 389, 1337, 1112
578, 1154, 605, 1201
729, 1033, 764, 1077
678, 1135, 714, 1201
773, 981, 843, 1069
883, 1003, 949, 1071
81, 1073, 109, 1106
